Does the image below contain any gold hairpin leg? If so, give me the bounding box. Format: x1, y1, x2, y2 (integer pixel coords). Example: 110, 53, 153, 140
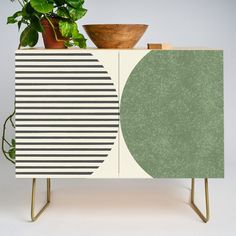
190, 178, 209, 223
31, 178, 51, 222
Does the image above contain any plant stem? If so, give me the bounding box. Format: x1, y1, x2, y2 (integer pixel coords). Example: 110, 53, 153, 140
44, 15, 65, 42
1, 106, 16, 164
3, 138, 11, 147
10, 117, 15, 128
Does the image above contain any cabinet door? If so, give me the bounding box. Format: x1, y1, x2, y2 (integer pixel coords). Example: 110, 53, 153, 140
119, 50, 224, 178
119, 50, 152, 178
15, 49, 119, 178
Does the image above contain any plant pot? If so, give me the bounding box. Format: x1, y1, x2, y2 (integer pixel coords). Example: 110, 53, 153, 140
40, 18, 67, 49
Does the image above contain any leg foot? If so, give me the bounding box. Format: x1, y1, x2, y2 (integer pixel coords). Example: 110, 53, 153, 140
190, 178, 209, 223
31, 178, 51, 222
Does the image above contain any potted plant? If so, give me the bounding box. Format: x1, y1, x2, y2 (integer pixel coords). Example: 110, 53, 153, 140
7, 0, 88, 49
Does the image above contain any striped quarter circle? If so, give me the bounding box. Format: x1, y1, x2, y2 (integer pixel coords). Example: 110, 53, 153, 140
15, 51, 119, 178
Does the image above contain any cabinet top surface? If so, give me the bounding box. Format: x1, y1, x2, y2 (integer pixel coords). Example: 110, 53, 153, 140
16, 47, 223, 52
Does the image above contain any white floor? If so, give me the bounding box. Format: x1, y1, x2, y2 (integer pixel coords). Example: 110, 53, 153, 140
0, 157, 235, 236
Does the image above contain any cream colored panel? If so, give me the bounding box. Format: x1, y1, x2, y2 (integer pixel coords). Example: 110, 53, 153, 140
88, 50, 119, 178
87, 50, 119, 92
91, 137, 119, 178
15, 49, 119, 178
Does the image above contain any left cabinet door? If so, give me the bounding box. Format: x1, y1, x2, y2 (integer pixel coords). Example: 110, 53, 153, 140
15, 49, 119, 178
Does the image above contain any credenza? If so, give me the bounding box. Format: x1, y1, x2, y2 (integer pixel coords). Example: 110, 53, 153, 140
15, 49, 224, 222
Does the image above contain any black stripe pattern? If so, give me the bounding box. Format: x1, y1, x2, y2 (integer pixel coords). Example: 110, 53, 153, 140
15, 51, 119, 177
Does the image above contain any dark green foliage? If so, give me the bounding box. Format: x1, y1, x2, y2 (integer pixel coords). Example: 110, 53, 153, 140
8, 139, 16, 160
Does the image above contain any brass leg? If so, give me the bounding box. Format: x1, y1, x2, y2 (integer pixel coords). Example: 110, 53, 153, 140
31, 178, 51, 222
190, 178, 209, 223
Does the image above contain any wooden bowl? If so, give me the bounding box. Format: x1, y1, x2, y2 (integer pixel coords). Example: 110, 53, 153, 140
83, 24, 148, 49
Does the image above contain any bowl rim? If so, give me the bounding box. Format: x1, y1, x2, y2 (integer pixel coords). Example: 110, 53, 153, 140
83, 24, 149, 27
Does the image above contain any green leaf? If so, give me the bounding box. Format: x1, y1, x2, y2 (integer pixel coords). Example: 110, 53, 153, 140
33, 11, 43, 19
68, 7, 87, 21
22, 2, 35, 20
57, 7, 70, 19
73, 38, 87, 48
18, 20, 22, 30
72, 30, 85, 40
54, 0, 66, 6
7, 11, 22, 24
59, 20, 77, 38
64, 41, 73, 47
7, 16, 17, 24
25, 3, 35, 14
30, 0, 54, 14
20, 26, 39, 47
31, 16, 43, 32
13, 11, 23, 19
66, 0, 84, 9
11, 139, 16, 147
59, 20, 87, 48
9, 148, 15, 159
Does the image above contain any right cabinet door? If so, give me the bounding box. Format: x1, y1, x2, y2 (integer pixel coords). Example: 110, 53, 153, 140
119, 50, 224, 178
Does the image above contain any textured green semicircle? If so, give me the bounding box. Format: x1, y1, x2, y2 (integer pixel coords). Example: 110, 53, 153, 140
120, 50, 224, 178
